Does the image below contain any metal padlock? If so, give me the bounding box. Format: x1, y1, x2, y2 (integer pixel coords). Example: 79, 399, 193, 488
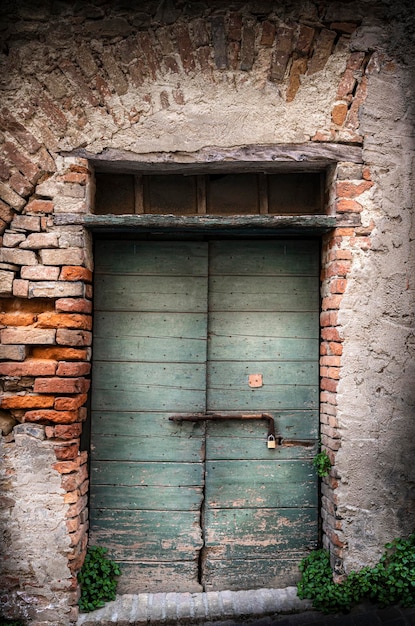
267, 434, 276, 449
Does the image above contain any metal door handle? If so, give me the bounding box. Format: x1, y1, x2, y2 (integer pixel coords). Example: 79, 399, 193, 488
169, 412, 282, 446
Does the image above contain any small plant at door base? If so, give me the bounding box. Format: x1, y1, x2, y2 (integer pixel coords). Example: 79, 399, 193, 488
312, 449, 332, 477
297, 534, 415, 613
0, 619, 25, 626
78, 546, 121, 613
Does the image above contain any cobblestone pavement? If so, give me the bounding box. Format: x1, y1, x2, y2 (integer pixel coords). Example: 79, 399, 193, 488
77, 589, 415, 626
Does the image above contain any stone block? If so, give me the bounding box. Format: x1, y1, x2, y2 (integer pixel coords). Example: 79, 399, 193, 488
56, 329, 92, 346
40, 248, 84, 266
1, 394, 55, 409
14, 423, 46, 440
1, 328, 56, 345
12, 279, 29, 297
25, 199, 54, 214
54, 394, 88, 410
28, 281, 84, 298
1, 248, 37, 265
20, 233, 59, 249
55, 297, 92, 313
0, 344, 28, 361
34, 377, 90, 394
0, 360, 58, 376
2, 232, 26, 247
56, 362, 91, 377
25, 409, 80, 424
21, 265, 60, 280
0, 269, 14, 295
36, 312, 92, 330
10, 215, 41, 231
0, 181, 25, 210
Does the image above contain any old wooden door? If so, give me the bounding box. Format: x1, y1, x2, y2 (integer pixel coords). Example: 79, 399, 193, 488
90, 239, 319, 594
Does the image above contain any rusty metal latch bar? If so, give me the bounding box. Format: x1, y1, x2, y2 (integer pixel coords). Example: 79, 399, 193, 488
168, 412, 282, 447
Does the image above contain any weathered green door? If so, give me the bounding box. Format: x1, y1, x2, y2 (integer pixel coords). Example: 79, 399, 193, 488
90, 239, 319, 593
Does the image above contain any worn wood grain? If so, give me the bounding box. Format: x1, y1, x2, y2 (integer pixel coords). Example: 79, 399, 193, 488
202, 556, 303, 591
89, 509, 203, 561
209, 240, 320, 275
209, 275, 319, 311
91, 412, 205, 437
91, 460, 204, 486
95, 240, 208, 275
205, 460, 317, 508
91, 433, 204, 462
90, 484, 203, 511
72, 142, 363, 169
203, 508, 318, 555
95, 275, 208, 312
116, 561, 202, 594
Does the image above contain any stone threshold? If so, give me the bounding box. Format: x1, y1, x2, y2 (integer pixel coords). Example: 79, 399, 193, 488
77, 587, 311, 625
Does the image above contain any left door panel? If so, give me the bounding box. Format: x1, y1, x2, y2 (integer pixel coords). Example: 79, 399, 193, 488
90, 241, 208, 593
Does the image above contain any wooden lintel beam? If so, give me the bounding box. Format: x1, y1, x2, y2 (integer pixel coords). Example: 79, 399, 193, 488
66, 143, 363, 174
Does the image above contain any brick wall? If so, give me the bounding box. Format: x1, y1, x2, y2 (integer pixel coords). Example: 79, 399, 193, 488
0, 1, 414, 623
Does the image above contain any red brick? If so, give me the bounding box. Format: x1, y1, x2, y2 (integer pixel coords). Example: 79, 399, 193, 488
85, 284, 93, 299
66, 517, 80, 533
59, 266, 93, 283
362, 166, 372, 181
260, 20, 275, 46
66, 494, 88, 519
307, 28, 336, 75
54, 440, 80, 461
337, 69, 356, 99
25, 409, 81, 424
56, 329, 92, 347
61, 464, 88, 491
0, 158, 10, 180
350, 236, 371, 250
325, 261, 351, 278
270, 26, 294, 82
0, 312, 36, 326
329, 341, 343, 355
0, 359, 57, 376
32, 347, 89, 361
36, 312, 92, 330
54, 423, 83, 439
1, 394, 55, 409
54, 394, 88, 411
34, 377, 90, 394
228, 11, 242, 41
322, 295, 342, 310
347, 51, 365, 70
336, 180, 373, 198
3, 143, 40, 183
320, 311, 338, 326
9, 172, 33, 197
329, 249, 352, 261
175, 24, 195, 72
55, 298, 92, 313
286, 57, 308, 102
331, 103, 348, 126
0, 108, 41, 153
56, 362, 91, 377
320, 390, 337, 405
296, 24, 314, 54
25, 199, 54, 214
346, 76, 368, 130
62, 172, 88, 184
321, 377, 338, 393
320, 356, 341, 367
336, 198, 363, 213
333, 227, 356, 237
321, 327, 343, 342
53, 457, 82, 474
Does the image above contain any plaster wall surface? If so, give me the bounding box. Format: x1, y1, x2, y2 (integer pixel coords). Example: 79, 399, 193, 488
336, 57, 415, 569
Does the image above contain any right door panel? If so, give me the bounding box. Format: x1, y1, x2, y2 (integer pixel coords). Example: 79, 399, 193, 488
203, 240, 320, 590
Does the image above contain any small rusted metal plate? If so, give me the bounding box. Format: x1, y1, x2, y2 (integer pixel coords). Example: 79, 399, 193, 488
248, 373, 263, 388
